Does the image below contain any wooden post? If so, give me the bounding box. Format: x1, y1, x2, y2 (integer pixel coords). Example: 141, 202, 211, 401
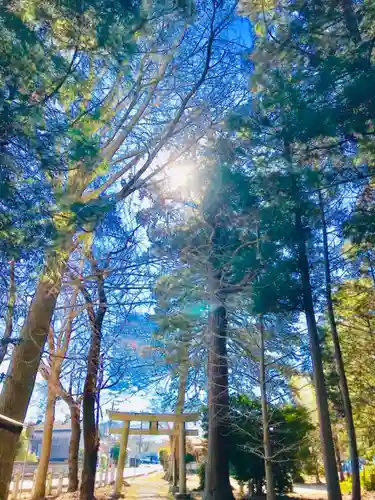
31, 471, 37, 497
46, 471, 53, 496
57, 472, 64, 496
172, 436, 178, 490
179, 422, 186, 495
10, 472, 21, 500
114, 421, 130, 496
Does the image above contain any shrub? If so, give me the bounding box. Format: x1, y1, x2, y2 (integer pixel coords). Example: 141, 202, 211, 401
159, 448, 170, 472
225, 396, 313, 494
340, 478, 352, 494
15, 430, 37, 462
110, 444, 120, 465
292, 472, 305, 484
197, 462, 206, 491
273, 470, 293, 493
363, 464, 375, 491
340, 465, 375, 494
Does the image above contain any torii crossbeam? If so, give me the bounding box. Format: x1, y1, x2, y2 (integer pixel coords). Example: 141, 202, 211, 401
108, 411, 199, 499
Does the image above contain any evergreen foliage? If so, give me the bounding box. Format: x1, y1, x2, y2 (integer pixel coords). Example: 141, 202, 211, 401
1, 1, 375, 499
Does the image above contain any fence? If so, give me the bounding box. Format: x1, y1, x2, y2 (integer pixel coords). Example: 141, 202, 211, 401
8, 464, 162, 500
8, 466, 116, 500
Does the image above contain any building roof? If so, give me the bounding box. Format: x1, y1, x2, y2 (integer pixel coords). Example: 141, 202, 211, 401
187, 436, 207, 452
32, 421, 72, 432
0, 413, 24, 433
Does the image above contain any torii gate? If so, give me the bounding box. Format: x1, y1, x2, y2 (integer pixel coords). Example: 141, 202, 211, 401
108, 411, 199, 499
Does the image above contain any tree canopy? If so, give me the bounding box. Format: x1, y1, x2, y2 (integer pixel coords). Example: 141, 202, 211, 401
1, 1, 375, 500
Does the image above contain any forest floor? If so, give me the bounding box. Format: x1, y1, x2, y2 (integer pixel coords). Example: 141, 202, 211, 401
290, 483, 375, 500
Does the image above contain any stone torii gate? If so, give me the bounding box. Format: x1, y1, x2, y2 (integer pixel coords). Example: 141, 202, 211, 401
108, 411, 199, 499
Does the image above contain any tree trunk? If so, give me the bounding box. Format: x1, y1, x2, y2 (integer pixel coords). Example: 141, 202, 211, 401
32, 390, 56, 500
295, 209, 342, 500
341, 0, 361, 43
168, 340, 189, 485
259, 319, 276, 500
318, 189, 360, 500
334, 432, 345, 482
314, 449, 321, 484
80, 266, 107, 500
68, 403, 81, 492
0, 244, 71, 500
38, 283, 81, 493
256, 480, 263, 496
247, 479, 254, 497
164, 436, 174, 481
81, 390, 99, 500
204, 291, 234, 500
0, 260, 16, 366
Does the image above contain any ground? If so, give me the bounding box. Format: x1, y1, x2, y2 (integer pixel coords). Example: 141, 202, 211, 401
54, 472, 375, 500
55, 472, 201, 500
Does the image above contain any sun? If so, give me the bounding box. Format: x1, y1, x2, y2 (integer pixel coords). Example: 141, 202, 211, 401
163, 161, 196, 193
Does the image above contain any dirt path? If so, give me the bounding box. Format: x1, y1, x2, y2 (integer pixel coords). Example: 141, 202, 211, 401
56, 472, 206, 499
124, 473, 172, 499
55, 473, 174, 500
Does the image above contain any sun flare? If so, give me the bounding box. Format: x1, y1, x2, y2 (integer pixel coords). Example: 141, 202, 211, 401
163, 161, 196, 192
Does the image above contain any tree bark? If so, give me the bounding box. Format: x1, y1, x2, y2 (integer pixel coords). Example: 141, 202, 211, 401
259, 318, 276, 500
80, 263, 107, 500
0, 243, 71, 500
204, 290, 234, 500
341, 0, 361, 43
314, 446, 321, 484
165, 435, 174, 481
334, 432, 345, 482
81, 392, 99, 500
295, 209, 342, 500
0, 260, 16, 366
318, 189, 360, 500
81, 386, 99, 500
31, 391, 56, 500
68, 403, 81, 492
168, 340, 189, 486
36, 286, 80, 496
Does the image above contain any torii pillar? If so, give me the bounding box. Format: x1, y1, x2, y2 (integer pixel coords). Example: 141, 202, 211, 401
113, 421, 130, 498
175, 421, 191, 499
